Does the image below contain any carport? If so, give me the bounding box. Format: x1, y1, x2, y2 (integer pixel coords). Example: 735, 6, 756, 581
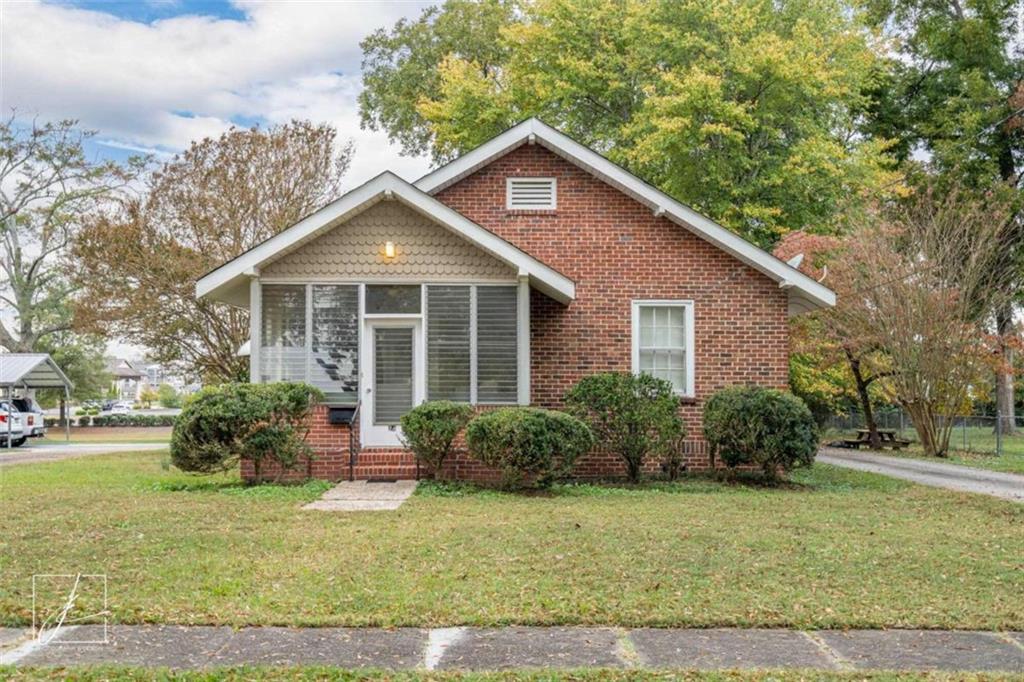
0, 353, 73, 447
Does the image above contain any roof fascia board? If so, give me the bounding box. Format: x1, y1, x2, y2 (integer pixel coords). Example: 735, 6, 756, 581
416, 119, 834, 310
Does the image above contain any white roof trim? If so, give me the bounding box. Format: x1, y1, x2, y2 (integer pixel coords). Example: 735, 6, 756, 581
415, 118, 835, 312
196, 172, 576, 306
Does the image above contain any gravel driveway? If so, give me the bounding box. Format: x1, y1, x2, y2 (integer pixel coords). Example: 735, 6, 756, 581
818, 447, 1024, 502
0, 442, 167, 467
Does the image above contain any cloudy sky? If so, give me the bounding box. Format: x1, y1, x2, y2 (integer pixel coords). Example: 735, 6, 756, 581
1, 0, 436, 188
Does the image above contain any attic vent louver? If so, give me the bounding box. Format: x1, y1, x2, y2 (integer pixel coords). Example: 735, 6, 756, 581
506, 177, 557, 210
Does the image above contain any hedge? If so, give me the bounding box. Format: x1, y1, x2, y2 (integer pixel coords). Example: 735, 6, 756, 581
564, 372, 685, 481
46, 414, 179, 428
703, 385, 818, 481
399, 401, 474, 476
465, 407, 594, 488
170, 382, 322, 482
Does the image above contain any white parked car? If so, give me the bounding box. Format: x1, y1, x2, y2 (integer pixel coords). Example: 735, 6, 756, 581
111, 402, 133, 415
0, 401, 25, 447
12, 397, 46, 439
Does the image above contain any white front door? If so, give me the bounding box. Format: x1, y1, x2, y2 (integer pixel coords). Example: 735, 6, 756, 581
361, 319, 423, 447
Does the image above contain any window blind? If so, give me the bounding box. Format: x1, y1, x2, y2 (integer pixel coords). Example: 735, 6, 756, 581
476, 286, 518, 403
427, 286, 471, 401
637, 304, 688, 393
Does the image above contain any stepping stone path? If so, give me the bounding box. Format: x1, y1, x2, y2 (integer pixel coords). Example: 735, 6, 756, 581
302, 480, 418, 511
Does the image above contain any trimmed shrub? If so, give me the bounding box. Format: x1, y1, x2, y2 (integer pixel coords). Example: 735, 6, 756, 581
170, 382, 322, 483
703, 385, 818, 482
77, 416, 91, 427
465, 407, 594, 488
92, 416, 109, 427
564, 372, 685, 482
44, 417, 59, 428
400, 401, 473, 477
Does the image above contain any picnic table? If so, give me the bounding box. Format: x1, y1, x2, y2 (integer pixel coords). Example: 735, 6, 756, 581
843, 428, 911, 451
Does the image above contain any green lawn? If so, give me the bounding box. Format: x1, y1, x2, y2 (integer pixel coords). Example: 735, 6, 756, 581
0, 452, 1021, 630
1, 668, 1018, 681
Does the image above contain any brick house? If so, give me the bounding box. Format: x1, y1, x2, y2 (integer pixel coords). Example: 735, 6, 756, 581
196, 119, 834, 482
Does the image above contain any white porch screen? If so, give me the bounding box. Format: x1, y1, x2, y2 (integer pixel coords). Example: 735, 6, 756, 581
426, 285, 518, 404
260, 285, 306, 383
261, 283, 360, 403
310, 285, 359, 403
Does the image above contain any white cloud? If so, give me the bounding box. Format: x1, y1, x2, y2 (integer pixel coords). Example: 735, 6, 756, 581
0, 0, 435, 187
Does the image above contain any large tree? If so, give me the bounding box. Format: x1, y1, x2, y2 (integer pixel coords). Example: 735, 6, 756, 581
832, 185, 1014, 456
73, 121, 353, 383
0, 115, 138, 352
862, 0, 1024, 432
34, 331, 110, 405
361, 0, 900, 247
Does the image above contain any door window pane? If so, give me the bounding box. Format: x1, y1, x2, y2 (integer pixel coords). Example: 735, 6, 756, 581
365, 285, 421, 314
374, 327, 414, 424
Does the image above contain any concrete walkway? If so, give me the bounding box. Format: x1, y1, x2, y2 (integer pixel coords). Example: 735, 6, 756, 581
818, 447, 1024, 502
0, 442, 168, 467
1, 625, 1022, 671
303, 479, 418, 511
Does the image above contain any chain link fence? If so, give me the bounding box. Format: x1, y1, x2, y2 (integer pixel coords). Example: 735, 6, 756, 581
823, 408, 1023, 456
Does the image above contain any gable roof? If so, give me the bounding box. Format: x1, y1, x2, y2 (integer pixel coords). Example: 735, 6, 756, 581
415, 118, 835, 315
0, 353, 74, 389
196, 172, 576, 307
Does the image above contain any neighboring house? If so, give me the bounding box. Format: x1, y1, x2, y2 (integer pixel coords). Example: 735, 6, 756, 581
144, 363, 196, 395
197, 118, 834, 482
108, 359, 144, 401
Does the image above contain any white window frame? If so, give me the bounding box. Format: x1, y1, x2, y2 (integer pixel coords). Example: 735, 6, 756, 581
506, 177, 557, 210
631, 299, 695, 398
424, 282, 525, 406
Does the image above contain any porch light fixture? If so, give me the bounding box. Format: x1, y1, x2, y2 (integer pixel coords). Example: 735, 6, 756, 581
383, 241, 396, 260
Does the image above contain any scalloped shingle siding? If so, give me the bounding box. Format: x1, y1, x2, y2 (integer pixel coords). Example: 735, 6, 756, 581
262, 201, 514, 280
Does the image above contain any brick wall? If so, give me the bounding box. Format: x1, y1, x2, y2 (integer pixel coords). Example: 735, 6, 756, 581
437, 143, 790, 477
243, 143, 789, 484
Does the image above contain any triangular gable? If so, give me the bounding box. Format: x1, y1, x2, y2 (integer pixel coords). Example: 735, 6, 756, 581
196, 172, 576, 308
414, 118, 835, 315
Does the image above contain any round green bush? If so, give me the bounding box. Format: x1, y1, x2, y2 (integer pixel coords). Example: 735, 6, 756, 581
465, 407, 594, 488
77, 416, 91, 427
702, 385, 818, 481
171, 382, 322, 482
564, 372, 685, 481
400, 401, 473, 476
